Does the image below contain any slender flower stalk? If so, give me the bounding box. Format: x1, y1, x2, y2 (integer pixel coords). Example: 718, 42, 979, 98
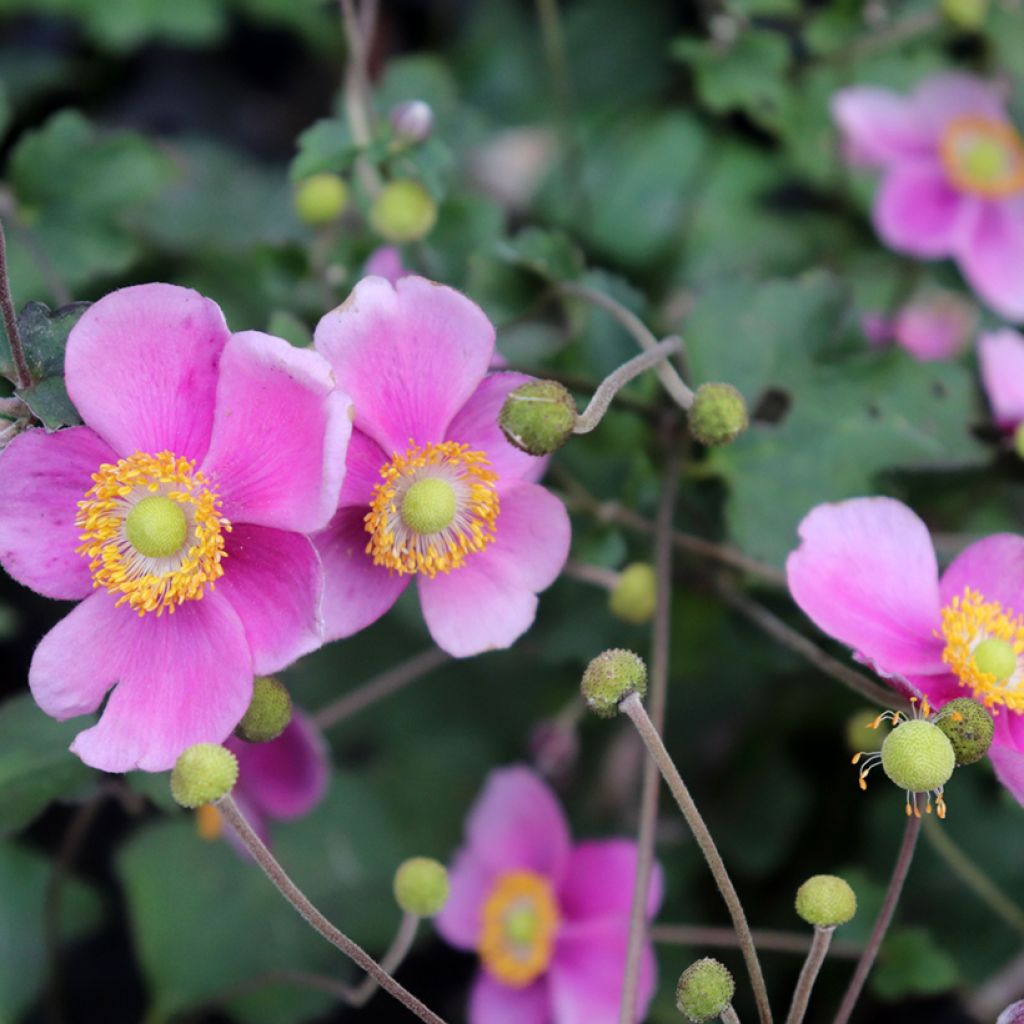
0, 218, 30, 391
722, 1007, 742, 1024
651, 924, 861, 959
217, 794, 447, 1024
348, 911, 420, 1006
785, 926, 834, 1024
562, 559, 621, 591
338, 0, 382, 196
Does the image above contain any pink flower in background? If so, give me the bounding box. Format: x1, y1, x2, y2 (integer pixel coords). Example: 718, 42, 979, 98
998, 1000, 1024, 1024
861, 292, 977, 361
313, 276, 570, 658
364, 246, 409, 285
436, 766, 662, 1024
979, 328, 1024, 431
787, 497, 1024, 804
833, 74, 1024, 320
0, 284, 352, 772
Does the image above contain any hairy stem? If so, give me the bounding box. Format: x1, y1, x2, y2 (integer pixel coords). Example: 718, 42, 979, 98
785, 926, 834, 1024
349, 911, 420, 1006
651, 924, 860, 959
562, 559, 620, 591
339, 0, 382, 196
722, 1007, 742, 1024
0, 218, 30, 391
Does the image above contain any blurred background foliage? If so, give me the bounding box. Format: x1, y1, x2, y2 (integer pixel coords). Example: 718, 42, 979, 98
0, 0, 1022, 1022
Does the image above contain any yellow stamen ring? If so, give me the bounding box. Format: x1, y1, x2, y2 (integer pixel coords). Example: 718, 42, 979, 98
940, 115, 1024, 198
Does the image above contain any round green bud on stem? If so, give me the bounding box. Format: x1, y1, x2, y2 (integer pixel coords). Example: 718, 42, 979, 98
795, 874, 857, 927
940, 0, 988, 30
235, 675, 293, 744
936, 697, 994, 766
845, 709, 887, 754
125, 496, 187, 559
294, 173, 349, 226
609, 563, 657, 624
393, 857, 450, 917
1014, 422, 1024, 460
675, 958, 735, 1023
881, 719, 956, 792
498, 380, 578, 456
369, 180, 437, 243
170, 744, 238, 809
581, 649, 647, 718
688, 383, 748, 447
401, 477, 457, 535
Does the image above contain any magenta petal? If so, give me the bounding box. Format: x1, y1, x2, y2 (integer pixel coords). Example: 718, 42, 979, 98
200, 331, 352, 533
558, 841, 663, 924
989, 745, 1024, 807
418, 482, 570, 658
70, 593, 253, 772
435, 847, 495, 951
980, 329, 1024, 429
314, 506, 410, 641
912, 73, 1009, 132
957, 200, 1024, 322
939, 534, 1024, 611
831, 86, 933, 167
337, 429, 389, 509
314, 276, 495, 453
874, 164, 968, 258
0, 426, 116, 600
65, 283, 229, 461
468, 973, 549, 1024
446, 373, 550, 485
218, 524, 322, 675
787, 498, 945, 675
363, 246, 407, 284
891, 294, 975, 362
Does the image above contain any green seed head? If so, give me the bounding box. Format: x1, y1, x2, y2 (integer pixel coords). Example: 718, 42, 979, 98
170, 744, 239, 809
1014, 422, 1024, 460
936, 697, 994, 766
125, 496, 188, 559
393, 857, 450, 917
581, 649, 647, 718
609, 563, 658, 625
401, 477, 457, 535
675, 958, 735, 1023
845, 709, 887, 754
795, 874, 857, 928
294, 173, 349, 226
498, 380, 578, 456
369, 180, 438, 243
881, 719, 956, 792
688, 383, 748, 447
234, 676, 293, 744
940, 0, 988, 30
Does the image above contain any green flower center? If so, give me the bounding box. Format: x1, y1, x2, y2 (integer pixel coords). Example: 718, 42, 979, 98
400, 477, 457, 535
973, 637, 1018, 683
124, 496, 188, 559
504, 905, 540, 946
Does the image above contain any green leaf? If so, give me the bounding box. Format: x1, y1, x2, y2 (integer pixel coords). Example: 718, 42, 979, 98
289, 118, 358, 182
266, 310, 313, 348
872, 927, 959, 1000
75, 0, 228, 52
495, 227, 584, 283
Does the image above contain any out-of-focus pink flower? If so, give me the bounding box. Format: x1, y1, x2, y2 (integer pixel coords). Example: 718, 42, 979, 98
998, 1000, 1024, 1024
787, 497, 1024, 805
861, 293, 977, 361
833, 74, 1024, 320
0, 284, 352, 772
363, 246, 408, 285
435, 766, 662, 1024
979, 328, 1024, 431
313, 276, 571, 658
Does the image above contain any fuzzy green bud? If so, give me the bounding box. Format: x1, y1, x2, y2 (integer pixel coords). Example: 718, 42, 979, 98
235, 675, 293, 744
581, 648, 647, 717
294, 173, 349, 226
369, 180, 437, 243
795, 874, 857, 928
498, 380, 578, 456
881, 719, 956, 792
936, 697, 994, 766
1014, 422, 1024, 460
170, 744, 238, 809
940, 0, 988, 30
688, 383, 748, 447
609, 563, 657, 625
393, 857, 450, 917
675, 958, 735, 1023
845, 709, 887, 754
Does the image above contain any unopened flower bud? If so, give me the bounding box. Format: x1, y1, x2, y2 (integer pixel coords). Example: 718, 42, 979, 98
936, 697, 993, 766
581, 649, 647, 718
170, 744, 238, 809
498, 380, 577, 456
369, 179, 437, 243
795, 874, 857, 927
609, 563, 657, 624
393, 856, 450, 917
688, 383, 748, 447
389, 100, 434, 145
294, 173, 349, 226
676, 958, 735, 1023
235, 675, 293, 744
845, 709, 886, 754
940, 0, 988, 30
997, 999, 1024, 1024
881, 719, 955, 793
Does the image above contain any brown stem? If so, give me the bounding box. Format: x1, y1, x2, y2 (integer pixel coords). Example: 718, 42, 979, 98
339, 0, 382, 196
562, 560, 620, 591
651, 924, 861, 960
785, 926, 834, 1024
722, 1007, 742, 1024
349, 911, 419, 1007
0, 218, 30, 391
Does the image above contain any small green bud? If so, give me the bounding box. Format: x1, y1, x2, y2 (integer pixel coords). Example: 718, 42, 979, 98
795, 875, 857, 928
170, 744, 238, 809
609, 563, 658, 625
393, 857, 450, 917
845, 709, 887, 754
498, 380, 577, 456
235, 676, 293, 744
936, 697, 994, 766
881, 719, 955, 793
940, 0, 988, 30
369, 180, 437, 243
294, 173, 349, 226
688, 383, 748, 447
1014, 422, 1024, 460
581, 649, 647, 718
675, 958, 735, 1023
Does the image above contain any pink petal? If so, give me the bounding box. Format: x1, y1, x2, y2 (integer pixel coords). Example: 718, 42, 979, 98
558, 841, 663, 925
912, 73, 1010, 133
958, 200, 1024, 321
435, 847, 495, 951
831, 86, 934, 167
786, 498, 946, 676
903, 670, 969, 708
200, 331, 353, 533
997, 998, 1024, 1024
874, 163, 970, 258
468, 973, 549, 1024
217, 524, 323, 676
313, 276, 495, 454
314, 506, 410, 641
418, 482, 570, 658
69, 593, 253, 772
445, 373, 551, 486
65, 283, 229, 461
0, 426, 116, 600
363, 246, 407, 284
989, 745, 1024, 807
979, 329, 1024, 429
939, 534, 1024, 611
891, 294, 976, 362
337, 429, 389, 509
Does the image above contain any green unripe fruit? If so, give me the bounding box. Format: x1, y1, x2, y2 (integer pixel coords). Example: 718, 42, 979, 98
294, 173, 349, 226
936, 697, 994, 766
795, 874, 857, 928
940, 0, 988, 30
675, 958, 735, 1023
881, 720, 955, 792
170, 744, 238, 809
1014, 422, 1024, 460
499, 380, 578, 456
235, 676, 293, 744
609, 563, 657, 625
688, 383, 748, 447
369, 180, 437, 243
125, 496, 187, 558
393, 857, 450, 917
581, 649, 647, 718
845, 709, 887, 754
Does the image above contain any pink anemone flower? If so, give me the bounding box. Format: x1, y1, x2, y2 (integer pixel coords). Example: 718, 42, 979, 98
787, 497, 1024, 804
435, 766, 662, 1024
833, 74, 1024, 321
861, 292, 977, 361
979, 328, 1024, 433
0, 284, 352, 772
312, 276, 571, 658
